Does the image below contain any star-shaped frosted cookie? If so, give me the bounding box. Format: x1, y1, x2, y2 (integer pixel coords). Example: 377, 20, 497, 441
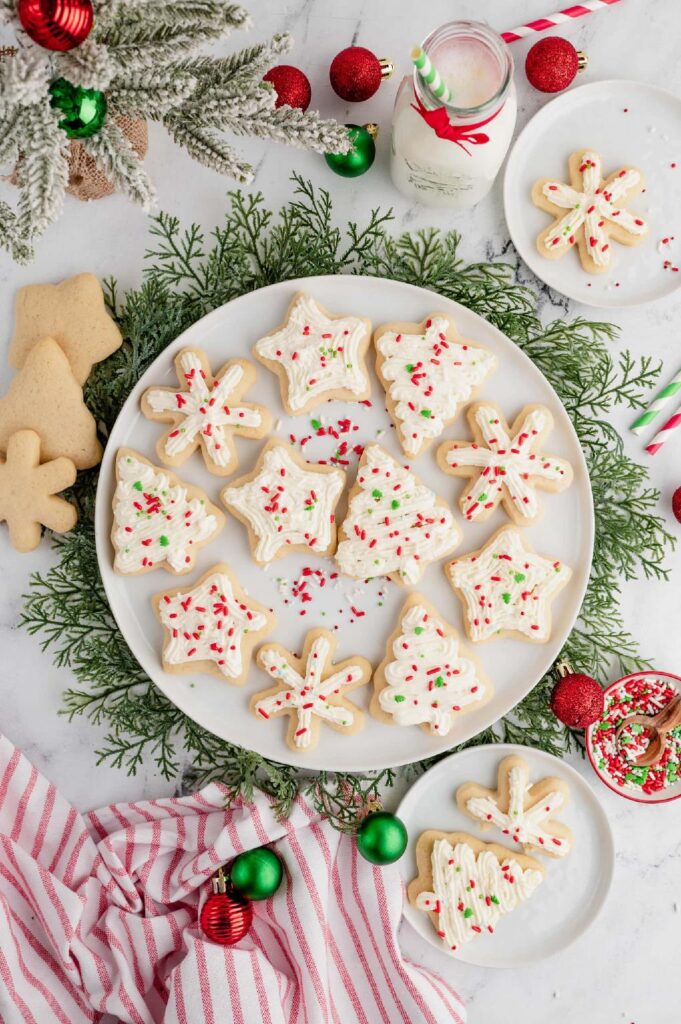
372, 594, 492, 736
253, 292, 372, 415
0, 430, 77, 552
221, 440, 345, 565
154, 564, 274, 684
532, 148, 648, 274
374, 314, 496, 457
141, 348, 271, 476
446, 526, 572, 643
437, 403, 573, 525
456, 755, 573, 859
252, 628, 371, 751
336, 444, 461, 585
9, 273, 122, 384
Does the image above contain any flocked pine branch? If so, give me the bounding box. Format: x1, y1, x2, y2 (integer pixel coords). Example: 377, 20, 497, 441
79, 118, 156, 210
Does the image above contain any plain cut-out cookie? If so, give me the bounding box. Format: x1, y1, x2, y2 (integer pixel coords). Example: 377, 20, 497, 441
0, 430, 77, 552
141, 348, 271, 476
437, 402, 573, 525
374, 313, 496, 458
221, 439, 345, 566
456, 755, 573, 859
252, 292, 372, 415
371, 593, 492, 735
532, 148, 648, 275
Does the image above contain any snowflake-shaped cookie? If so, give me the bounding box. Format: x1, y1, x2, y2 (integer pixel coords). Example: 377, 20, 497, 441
437, 403, 573, 525
253, 292, 372, 414
374, 314, 497, 457
141, 348, 271, 476
0, 429, 77, 552
222, 440, 346, 565
252, 629, 371, 751
372, 594, 491, 735
456, 755, 573, 858
154, 564, 274, 684
532, 148, 648, 274
446, 526, 572, 643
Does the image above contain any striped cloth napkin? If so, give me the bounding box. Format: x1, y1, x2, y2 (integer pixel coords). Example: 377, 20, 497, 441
0, 735, 465, 1024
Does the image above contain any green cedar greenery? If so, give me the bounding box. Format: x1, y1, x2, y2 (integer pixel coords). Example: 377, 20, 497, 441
20, 176, 675, 831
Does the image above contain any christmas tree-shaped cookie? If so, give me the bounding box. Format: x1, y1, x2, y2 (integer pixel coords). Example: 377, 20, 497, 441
336, 444, 461, 585
111, 449, 224, 575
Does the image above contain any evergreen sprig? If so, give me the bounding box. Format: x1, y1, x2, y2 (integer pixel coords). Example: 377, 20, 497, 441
20, 177, 675, 830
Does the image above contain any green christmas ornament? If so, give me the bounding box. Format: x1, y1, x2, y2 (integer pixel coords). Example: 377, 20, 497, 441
229, 847, 284, 901
356, 811, 408, 865
49, 77, 107, 139
325, 123, 377, 178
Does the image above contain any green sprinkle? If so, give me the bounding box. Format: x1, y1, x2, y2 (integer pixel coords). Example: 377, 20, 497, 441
501, 592, 511, 604
159, 535, 169, 547
311, 418, 322, 430
463, 908, 473, 918
405, 363, 415, 372
394, 694, 406, 704
391, 499, 400, 510
372, 488, 382, 500
514, 572, 526, 583
414, 626, 424, 635
478, 492, 487, 502
490, 895, 500, 905
420, 409, 432, 418
133, 481, 143, 492
434, 676, 444, 688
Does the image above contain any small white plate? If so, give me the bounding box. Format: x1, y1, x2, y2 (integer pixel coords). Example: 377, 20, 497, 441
398, 743, 614, 968
504, 79, 681, 308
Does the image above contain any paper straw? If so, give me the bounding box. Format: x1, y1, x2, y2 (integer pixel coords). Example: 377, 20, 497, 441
502, 0, 622, 43
631, 366, 681, 434
645, 404, 681, 456
410, 45, 452, 104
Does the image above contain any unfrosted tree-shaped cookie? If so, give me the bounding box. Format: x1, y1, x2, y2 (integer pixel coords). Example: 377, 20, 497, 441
0, 430, 77, 552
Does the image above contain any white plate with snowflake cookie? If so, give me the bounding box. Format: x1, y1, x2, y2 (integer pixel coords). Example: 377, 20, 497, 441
504, 80, 681, 307
398, 743, 614, 967
95, 275, 593, 771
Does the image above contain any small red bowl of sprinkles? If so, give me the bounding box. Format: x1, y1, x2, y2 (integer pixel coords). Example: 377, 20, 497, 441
586, 671, 681, 804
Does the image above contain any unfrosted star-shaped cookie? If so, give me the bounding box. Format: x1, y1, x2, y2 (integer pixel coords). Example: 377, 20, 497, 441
154, 564, 274, 684
446, 526, 572, 643
456, 755, 573, 859
9, 273, 122, 384
252, 628, 371, 751
437, 403, 573, 525
253, 292, 372, 414
141, 348, 271, 476
0, 430, 77, 552
532, 148, 648, 274
221, 440, 345, 565
374, 314, 497, 457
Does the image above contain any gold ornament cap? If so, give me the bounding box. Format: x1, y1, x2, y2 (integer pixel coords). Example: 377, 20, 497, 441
363, 123, 379, 140
379, 59, 395, 81
577, 52, 588, 72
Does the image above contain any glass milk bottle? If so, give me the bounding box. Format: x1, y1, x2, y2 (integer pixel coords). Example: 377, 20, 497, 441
391, 21, 516, 209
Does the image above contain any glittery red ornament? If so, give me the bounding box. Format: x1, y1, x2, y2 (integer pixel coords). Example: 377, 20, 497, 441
18, 0, 94, 52
263, 65, 312, 112
550, 668, 604, 729
525, 36, 586, 94
673, 486, 681, 523
329, 46, 394, 103
200, 869, 253, 946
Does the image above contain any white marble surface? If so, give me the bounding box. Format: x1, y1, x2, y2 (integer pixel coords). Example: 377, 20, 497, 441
1, 1, 680, 1021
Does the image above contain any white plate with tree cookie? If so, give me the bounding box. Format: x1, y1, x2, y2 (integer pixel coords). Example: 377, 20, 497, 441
504, 80, 681, 307
398, 743, 614, 967
95, 275, 593, 771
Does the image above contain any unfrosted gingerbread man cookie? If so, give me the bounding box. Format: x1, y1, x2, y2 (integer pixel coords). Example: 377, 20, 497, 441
0, 430, 77, 552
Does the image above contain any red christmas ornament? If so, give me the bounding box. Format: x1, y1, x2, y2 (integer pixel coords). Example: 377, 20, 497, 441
525, 36, 587, 93
199, 869, 253, 946
18, 0, 94, 52
550, 664, 604, 729
329, 46, 394, 103
263, 65, 312, 112
672, 486, 681, 523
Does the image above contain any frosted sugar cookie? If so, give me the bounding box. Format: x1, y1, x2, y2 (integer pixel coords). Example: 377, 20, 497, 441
252, 292, 372, 415
374, 313, 496, 457
154, 563, 274, 684
446, 526, 572, 643
336, 444, 461, 585
371, 593, 491, 735
532, 148, 648, 274
251, 628, 371, 752
437, 402, 573, 525
141, 348, 271, 476
456, 755, 573, 858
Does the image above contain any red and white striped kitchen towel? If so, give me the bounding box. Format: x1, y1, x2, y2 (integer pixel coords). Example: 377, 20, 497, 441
0, 735, 465, 1024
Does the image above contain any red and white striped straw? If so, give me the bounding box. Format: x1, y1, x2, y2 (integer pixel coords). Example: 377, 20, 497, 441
645, 405, 681, 456
502, 0, 623, 43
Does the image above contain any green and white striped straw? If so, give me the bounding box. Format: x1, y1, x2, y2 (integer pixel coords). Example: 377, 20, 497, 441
411, 45, 452, 104
631, 366, 681, 434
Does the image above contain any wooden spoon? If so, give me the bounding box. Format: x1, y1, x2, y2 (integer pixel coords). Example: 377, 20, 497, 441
616, 694, 681, 767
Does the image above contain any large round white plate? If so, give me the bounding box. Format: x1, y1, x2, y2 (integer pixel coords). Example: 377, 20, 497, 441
397, 743, 614, 968
95, 275, 593, 771
504, 80, 681, 308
